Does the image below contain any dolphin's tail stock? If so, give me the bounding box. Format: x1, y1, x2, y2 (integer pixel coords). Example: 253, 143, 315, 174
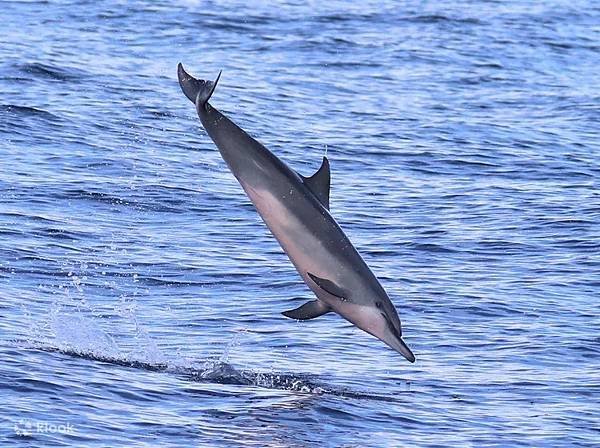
177, 63, 221, 107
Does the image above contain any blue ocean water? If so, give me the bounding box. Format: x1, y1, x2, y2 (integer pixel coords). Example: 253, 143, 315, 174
1, 0, 599, 446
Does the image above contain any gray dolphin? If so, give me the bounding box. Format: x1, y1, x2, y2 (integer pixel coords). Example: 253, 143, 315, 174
177, 64, 415, 362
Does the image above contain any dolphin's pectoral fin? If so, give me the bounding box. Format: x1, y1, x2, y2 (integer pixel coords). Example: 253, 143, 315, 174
302, 156, 330, 210
307, 272, 346, 299
282, 299, 331, 320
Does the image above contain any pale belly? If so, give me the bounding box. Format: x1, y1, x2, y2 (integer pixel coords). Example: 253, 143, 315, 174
242, 183, 345, 300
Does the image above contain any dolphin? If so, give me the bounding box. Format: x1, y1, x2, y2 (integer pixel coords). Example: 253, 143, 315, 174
177, 64, 415, 362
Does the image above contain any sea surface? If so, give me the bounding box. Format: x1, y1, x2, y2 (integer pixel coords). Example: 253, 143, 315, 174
1, 1, 599, 446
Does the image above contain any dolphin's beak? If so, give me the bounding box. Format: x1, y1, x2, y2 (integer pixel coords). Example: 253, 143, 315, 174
378, 316, 416, 363
385, 333, 416, 363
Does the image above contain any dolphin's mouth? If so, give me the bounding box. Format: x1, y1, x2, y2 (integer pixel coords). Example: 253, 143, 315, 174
380, 313, 416, 363
381, 313, 401, 337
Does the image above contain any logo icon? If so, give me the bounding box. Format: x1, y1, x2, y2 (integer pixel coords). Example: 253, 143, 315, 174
14, 420, 33, 436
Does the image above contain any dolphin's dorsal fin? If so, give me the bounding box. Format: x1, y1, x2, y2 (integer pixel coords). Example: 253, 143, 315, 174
302, 156, 330, 210
307, 272, 346, 299
282, 299, 331, 320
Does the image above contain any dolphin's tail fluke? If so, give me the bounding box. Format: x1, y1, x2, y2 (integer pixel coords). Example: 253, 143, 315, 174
177, 63, 221, 107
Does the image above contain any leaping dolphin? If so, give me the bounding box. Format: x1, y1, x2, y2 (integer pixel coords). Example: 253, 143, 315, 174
177, 64, 415, 362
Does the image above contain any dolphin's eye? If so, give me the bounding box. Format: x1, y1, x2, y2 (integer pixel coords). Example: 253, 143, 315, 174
375, 302, 383, 309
